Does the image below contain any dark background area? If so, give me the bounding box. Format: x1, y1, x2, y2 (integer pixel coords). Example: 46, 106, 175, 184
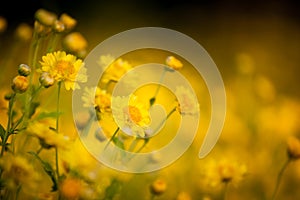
1, 0, 300, 96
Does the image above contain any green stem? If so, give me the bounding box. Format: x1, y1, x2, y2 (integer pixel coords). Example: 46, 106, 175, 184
1, 93, 16, 156
104, 127, 120, 150
271, 159, 290, 200
149, 68, 167, 106
55, 82, 61, 197
47, 33, 60, 53
222, 182, 229, 200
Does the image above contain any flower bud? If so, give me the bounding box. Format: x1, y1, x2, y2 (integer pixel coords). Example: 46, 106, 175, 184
63, 32, 88, 54
18, 64, 31, 77
11, 76, 29, 93
0, 16, 7, 33
35, 8, 57, 26
14, 23, 33, 42
34, 21, 51, 37
53, 20, 65, 33
59, 13, 77, 31
39, 72, 55, 88
287, 136, 300, 160
60, 178, 81, 199
150, 179, 167, 196
166, 56, 183, 70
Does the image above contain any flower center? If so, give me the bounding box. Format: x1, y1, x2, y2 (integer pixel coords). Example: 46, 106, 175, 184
128, 105, 142, 124
56, 60, 74, 75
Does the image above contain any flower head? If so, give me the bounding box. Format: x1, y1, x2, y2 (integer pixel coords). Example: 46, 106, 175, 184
60, 177, 82, 199
14, 23, 33, 42
150, 178, 167, 196
0, 154, 40, 190
112, 95, 150, 137
204, 158, 247, 187
287, 136, 300, 160
59, 13, 77, 31
35, 8, 57, 27
26, 121, 70, 149
166, 55, 183, 70
11, 75, 29, 93
38, 51, 87, 90
82, 87, 111, 113
175, 86, 199, 116
18, 63, 31, 77
63, 32, 88, 58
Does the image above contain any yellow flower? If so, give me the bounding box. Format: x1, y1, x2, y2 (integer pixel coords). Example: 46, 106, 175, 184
14, 23, 33, 42
204, 158, 247, 187
39, 51, 87, 90
60, 177, 82, 199
11, 75, 29, 93
112, 95, 150, 137
0, 154, 40, 191
26, 121, 70, 149
101, 58, 133, 84
175, 86, 199, 116
59, 13, 77, 31
82, 87, 111, 113
0, 16, 7, 33
166, 55, 183, 70
150, 178, 167, 196
176, 192, 192, 200
63, 32, 88, 57
35, 8, 57, 27
287, 136, 300, 160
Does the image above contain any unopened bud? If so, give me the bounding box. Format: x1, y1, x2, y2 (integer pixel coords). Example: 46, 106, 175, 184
53, 20, 65, 33
150, 179, 167, 196
18, 64, 31, 77
14, 23, 33, 42
0, 16, 7, 33
63, 32, 88, 53
287, 136, 300, 160
35, 8, 57, 26
11, 76, 29, 93
39, 72, 55, 88
59, 13, 77, 31
166, 56, 183, 70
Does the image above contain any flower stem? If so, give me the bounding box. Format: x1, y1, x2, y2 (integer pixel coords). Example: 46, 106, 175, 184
1, 93, 16, 156
222, 182, 229, 200
104, 127, 120, 150
149, 68, 167, 106
55, 82, 61, 196
271, 159, 291, 200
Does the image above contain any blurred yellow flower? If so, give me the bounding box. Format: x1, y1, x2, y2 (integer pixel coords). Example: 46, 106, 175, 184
39, 51, 87, 90
166, 55, 183, 70
204, 158, 247, 187
0, 16, 7, 33
60, 177, 82, 199
0, 154, 40, 191
176, 191, 192, 200
112, 95, 150, 137
175, 86, 199, 115
82, 86, 111, 113
59, 13, 77, 31
101, 58, 133, 84
287, 136, 300, 160
26, 121, 70, 149
63, 32, 88, 57
35, 8, 57, 27
14, 23, 33, 42
150, 178, 167, 196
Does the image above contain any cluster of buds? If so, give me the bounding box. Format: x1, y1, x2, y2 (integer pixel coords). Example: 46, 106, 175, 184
11, 64, 31, 94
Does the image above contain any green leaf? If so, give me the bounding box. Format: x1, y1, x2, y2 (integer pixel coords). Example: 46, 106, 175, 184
0, 124, 5, 140
28, 151, 58, 191
29, 102, 40, 119
36, 111, 63, 120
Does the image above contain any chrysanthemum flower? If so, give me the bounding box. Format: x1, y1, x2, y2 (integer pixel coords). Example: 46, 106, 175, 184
101, 58, 133, 83
112, 95, 150, 137
38, 51, 87, 90
26, 121, 70, 150
204, 158, 247, 187
175, 86, 199, 116
82, 87, 111, 113
0, 154, 40, 191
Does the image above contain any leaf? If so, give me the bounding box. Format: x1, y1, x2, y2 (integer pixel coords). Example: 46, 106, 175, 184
28, 152, 58, 191
29, 102, 40, 119
36, 111, 63, 120
0, 124, 5, 140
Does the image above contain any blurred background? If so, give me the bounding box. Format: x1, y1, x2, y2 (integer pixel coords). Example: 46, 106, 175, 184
1, 0, 300, 199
